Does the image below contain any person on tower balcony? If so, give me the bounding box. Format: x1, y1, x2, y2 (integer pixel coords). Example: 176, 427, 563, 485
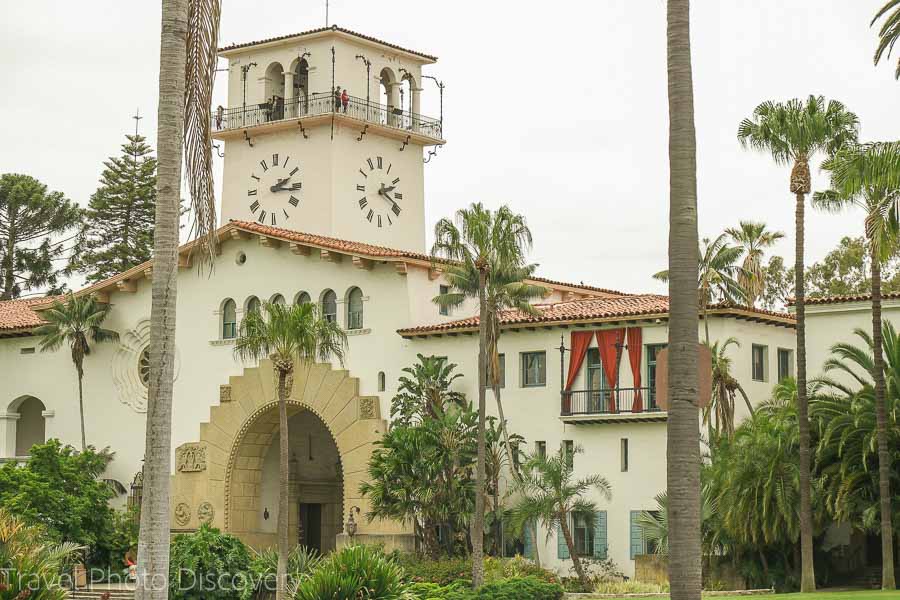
215, 105, 224, 130
334, 86, 341, 112
341, 88, 349, 113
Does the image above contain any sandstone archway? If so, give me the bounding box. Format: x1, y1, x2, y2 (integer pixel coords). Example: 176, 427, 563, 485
170, 359, 413, 552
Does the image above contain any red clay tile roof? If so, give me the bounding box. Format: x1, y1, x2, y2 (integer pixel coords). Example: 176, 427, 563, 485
219, 25, 437, 62
0, 296, 58, 332
787, 291, 900, 306
398, 297, 796, 336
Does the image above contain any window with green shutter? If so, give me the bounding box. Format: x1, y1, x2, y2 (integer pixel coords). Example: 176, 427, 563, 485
523, 522, 534, 559
593, 511, 607, 559
557, 522, 570, 559
630, 511, 644, 559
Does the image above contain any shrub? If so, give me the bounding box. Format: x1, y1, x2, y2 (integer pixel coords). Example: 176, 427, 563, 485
241, 545, 321, 600
406, 577, 563, 600
292, 545, 411, 600
592, 579, 670, 594
393, 553, 556, 587
0, 507, 83, 600
168, 524, 252, 600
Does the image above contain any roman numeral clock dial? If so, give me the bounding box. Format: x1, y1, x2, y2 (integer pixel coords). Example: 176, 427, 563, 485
247, 152, 302, 226
356, 156, 402, 228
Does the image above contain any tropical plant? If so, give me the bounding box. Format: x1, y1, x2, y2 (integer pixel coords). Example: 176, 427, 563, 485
391, 354, 466, 426
0, 441, 116, 561
431, 202, 535, 586
665, 4, 703, 596
168, 524, 251, 600
234, 301, 346, 599
241, 545, 321, 600
817, 324, 900, 579
704, 337, 753, 439
726, 221, 785, 307
508, 445, 611, 592
34, 293, 118, 450
362, 404, 477, 557
874, 0, 900, 79
137, 0, 221, 598
484, 418, 524, 557
292, 545, 413, 600
0, 507, 84, 600
815, 141, 900, 589
654, 233, 747, 345
635, 489, 718, 558
0, 173, 82, 300
737, 94, 859, 592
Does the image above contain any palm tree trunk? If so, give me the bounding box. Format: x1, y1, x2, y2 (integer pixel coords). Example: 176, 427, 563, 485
76, 363, 86, 451
870, 251, 896, 590
560, 513, 588, 591
666, 2, 702, 599
134, 1, 188, 599
471, 267, 488, 588
276, 369, 290, 600
794, 191, 816, 593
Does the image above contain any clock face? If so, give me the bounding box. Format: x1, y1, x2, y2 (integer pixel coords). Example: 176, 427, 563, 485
355, 155, 402, 228
247, 152, 302, 227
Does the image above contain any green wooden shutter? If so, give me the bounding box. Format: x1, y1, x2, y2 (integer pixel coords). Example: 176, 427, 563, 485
630, 511, 644, 559
557, 521, 570, 559
523, 522, 534, 559
593, 511, 607, 559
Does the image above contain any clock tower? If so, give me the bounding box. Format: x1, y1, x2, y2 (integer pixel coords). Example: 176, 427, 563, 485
214, 26, 444, 253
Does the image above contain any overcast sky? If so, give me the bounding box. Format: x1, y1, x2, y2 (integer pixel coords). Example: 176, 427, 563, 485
3, 1, 899, 295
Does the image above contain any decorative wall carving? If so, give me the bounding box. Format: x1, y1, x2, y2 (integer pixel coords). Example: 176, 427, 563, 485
358, 397, 378, 420
176, 443, 207, 473
174, 502, 190, 527
220, 385, 232, 403
197, 501, 215, 524
111, 319, 181, 413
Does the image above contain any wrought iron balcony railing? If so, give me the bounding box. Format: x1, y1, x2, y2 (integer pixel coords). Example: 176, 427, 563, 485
212, 92, 442, 139
560, 387, 662, 417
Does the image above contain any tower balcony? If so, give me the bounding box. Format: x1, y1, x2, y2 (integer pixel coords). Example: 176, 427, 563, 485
560, 387, 667, 424
212, 91, 443, 145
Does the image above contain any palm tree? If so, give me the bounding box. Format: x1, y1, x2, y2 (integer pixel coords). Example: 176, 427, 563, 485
137, 0, 221, 598
435, 260, 547, 564
35, 294, 118, 450
873, 0, 900, 79
431, 202, 534, 587
665, 2, 703, 598
636, 489, 719, 559
654, 233, 747, 344
725, 221, 785, 307
509, 445, 611, 592
234, 301, 346, 600
705, 337, 753, 440
737, 95, 859, 592
390, 353, 466, 426
815, 142, 900, 589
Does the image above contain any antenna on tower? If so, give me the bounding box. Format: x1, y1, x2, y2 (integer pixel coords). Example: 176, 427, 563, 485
325, 0, 329, 27
132, 108, 143, 136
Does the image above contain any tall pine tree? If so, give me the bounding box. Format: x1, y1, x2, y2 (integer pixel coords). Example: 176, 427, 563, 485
75, 132, 158, 283
0, 173, 81, 300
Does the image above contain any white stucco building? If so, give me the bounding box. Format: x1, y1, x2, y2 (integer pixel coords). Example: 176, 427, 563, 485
0, 25, 802, 577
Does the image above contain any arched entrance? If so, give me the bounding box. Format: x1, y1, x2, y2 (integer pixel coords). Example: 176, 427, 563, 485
1, 395, 46, 458
169, 358, 413, 553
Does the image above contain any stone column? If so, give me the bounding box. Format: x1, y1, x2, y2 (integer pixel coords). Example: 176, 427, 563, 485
410, 87, 422, 132
283, 71, 295, 119
0, 411, 20, 458
386, 82, 401, 128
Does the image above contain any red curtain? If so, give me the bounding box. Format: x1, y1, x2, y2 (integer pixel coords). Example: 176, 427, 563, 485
627, 328, 643, 412
563, 331, 593, 413
595, 328, 625, 412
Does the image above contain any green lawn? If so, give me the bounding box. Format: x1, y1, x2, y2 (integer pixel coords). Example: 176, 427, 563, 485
710, 593, 900, 600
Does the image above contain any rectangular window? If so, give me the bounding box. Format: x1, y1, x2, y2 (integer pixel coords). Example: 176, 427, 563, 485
621, 438, 629, 472
20, 347, 35, 355
485, 353, 505, 389
752, 344, 768, 382
563, 440, 574, 469
777, 348, 793, 381
535, 440, 546, 460
439, 284, 450, 316
646, 344, 667, 409
521, 351, 547, 387
573, 513, 596, 556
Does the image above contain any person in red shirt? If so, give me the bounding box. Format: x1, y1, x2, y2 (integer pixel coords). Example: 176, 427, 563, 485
341, 89, 349, 113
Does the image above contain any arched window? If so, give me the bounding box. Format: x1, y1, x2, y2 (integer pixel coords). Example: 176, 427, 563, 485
246, 296, 261, 315
10, 396, 46, 457
347, 287, 364, 330
222, 299, 237, 339
264, 62, 286, 121
295, 291, 311, 306
270, 294, 286, 306
321, 290, 337, 323
379, 68, 399, 127
377, 371, 386, 392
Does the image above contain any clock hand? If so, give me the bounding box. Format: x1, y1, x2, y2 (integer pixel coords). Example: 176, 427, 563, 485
269, 177, 291, 192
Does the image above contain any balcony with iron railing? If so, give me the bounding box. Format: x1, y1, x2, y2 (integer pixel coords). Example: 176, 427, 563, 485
212, 91, 443, 142
560, 387, 666, 423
